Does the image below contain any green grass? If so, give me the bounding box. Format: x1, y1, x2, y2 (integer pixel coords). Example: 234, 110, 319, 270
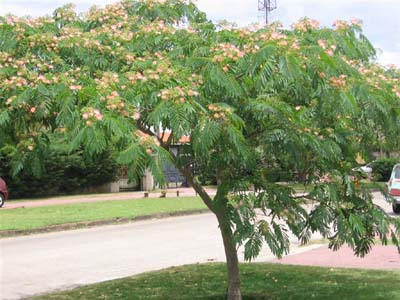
360, 181, 387, 190
30, 263, 400, 300
0, 197, 206, 231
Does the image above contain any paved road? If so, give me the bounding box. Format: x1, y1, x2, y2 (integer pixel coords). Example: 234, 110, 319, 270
0, 213, 322, 300
0, 192, 397, 300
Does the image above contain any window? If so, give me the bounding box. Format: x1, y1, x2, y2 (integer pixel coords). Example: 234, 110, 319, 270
394, 165, 400, 179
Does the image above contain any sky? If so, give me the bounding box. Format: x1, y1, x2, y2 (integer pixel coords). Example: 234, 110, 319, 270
0, 0, 399, 66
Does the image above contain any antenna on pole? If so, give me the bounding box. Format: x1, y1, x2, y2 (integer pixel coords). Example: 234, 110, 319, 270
258, 0, 277, 25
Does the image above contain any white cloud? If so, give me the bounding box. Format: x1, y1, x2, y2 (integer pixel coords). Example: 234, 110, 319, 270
377, 51, 400, 68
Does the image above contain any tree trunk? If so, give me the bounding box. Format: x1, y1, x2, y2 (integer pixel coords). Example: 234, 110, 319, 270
217, 213, 242, 300
168, 153, 242, 300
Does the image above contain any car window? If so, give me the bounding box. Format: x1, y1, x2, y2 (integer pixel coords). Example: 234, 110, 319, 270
395, 166, 400, 179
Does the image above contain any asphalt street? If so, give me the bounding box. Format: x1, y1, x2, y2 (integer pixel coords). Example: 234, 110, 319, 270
0, 192, 396, 300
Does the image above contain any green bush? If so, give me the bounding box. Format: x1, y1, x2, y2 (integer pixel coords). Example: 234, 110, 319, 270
370, 157, 399, 182
0, 146, 119, 199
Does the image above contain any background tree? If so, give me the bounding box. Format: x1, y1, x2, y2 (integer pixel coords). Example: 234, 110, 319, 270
0, 136, 119, 198
1, 1, 399, 299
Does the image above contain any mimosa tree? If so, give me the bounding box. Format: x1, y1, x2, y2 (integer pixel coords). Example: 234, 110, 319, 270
1, 1, 399, 299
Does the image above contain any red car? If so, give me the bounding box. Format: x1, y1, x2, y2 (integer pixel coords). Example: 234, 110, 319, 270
0, 177, 8, 208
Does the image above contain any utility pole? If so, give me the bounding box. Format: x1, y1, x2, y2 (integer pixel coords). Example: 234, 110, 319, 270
258, 0, 277, 25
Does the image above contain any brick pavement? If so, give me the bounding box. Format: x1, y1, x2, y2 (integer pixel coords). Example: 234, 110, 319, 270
273, 245, 400, 270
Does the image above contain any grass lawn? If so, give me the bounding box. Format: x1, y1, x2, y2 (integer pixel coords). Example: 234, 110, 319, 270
30, 263, 400, 300
360, 180, 387, 190
0, 197, 206, 231
288, 181, 387, 193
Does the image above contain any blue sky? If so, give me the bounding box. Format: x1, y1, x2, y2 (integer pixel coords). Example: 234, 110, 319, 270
1, 0, 399, 66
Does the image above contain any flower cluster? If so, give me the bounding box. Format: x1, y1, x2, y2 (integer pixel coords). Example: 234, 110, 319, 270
158, 86, 199, 103
291, 18, 320, 32
86, 2, 129, 23
329, 75, 347, 89
95, 72, 120, 90
317, 39, 337, 56
319, 174, 332, 183
350, 18, 363, 27
0, 15, 55, 29
2, 76, 28, 90
126, 58, 182, 83
101, 91, 126, 112
270, 31, 287, 40
212, 43, 246, 63
126, 72, 150, 83
69, 84, 82, 91
139, 20, 176, 35
131, 108, 141, 121
82, 107, 103, 126
54, 4, 78, 22
5, 95, 17, 106
208, 104, 232, 120
392, 86, 400, 98
134, 130, 160, 154
28, 33, 59, 52
332, 20, 349, 30
138, 0, 189, 10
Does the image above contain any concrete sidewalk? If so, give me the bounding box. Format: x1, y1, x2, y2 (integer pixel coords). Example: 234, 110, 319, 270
273, 245, 400, 270
2, 187, 217, 209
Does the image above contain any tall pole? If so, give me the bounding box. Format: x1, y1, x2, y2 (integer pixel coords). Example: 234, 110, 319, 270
258, 0, 277, 25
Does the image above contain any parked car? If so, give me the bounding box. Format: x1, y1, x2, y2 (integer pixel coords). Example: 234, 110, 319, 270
352, 162, 373, 174
388, 163, 400, 214
0, 177, 8, 208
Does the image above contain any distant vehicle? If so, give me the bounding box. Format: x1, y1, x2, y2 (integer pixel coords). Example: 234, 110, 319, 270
388, 163, 400, 214
352, 162, 373, 174
0, 177, 8, 208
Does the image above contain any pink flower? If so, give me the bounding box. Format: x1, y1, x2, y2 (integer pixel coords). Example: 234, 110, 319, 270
30, 107, 36, 113
350, 18, 362, 26
132, 111, 141, 120
188, 90, 199, 97
292, 42, 300, 50
317, 39, 326, 49
69, 85, 82, 91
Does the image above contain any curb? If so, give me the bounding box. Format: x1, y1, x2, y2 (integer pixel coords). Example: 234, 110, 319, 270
0, 208, 210, 238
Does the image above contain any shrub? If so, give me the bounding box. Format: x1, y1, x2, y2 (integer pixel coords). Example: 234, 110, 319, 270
370, 157, 399, 182
0, 146, 119, 198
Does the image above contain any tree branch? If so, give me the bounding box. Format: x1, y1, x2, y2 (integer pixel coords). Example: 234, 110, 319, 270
136, 121, 215, 213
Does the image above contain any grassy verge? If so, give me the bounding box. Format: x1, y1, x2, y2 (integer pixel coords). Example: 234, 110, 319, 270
360, 180, 387, 191
0, 196, 206, 231
288, 181, 386, 193
30, 263, 400, 300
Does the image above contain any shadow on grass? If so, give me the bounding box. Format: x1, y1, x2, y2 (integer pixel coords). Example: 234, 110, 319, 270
31, 263, 400, 300
203, 295, 270, 300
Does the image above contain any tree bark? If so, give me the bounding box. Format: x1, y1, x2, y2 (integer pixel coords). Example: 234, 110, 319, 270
216, 212, 242, 300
